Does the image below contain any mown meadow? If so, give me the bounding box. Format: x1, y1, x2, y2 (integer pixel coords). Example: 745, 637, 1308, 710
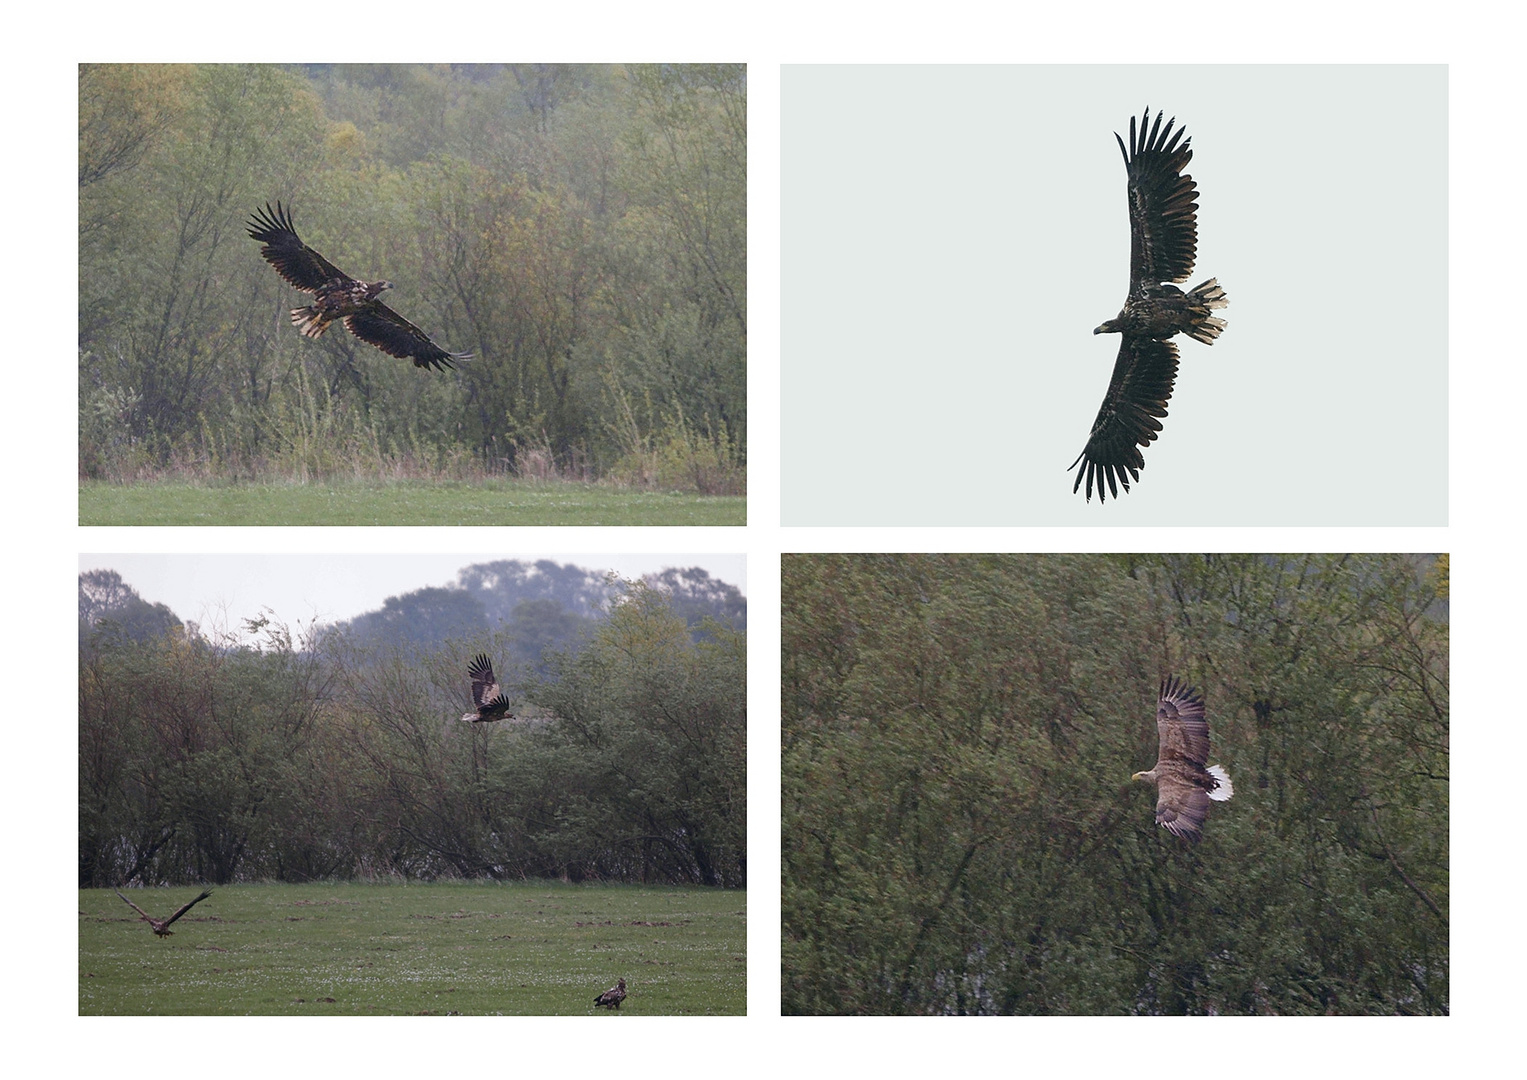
80, 882, 746, 1015
79, 479, 746, 526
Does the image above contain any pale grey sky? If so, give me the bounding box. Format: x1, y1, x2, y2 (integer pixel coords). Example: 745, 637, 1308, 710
79, 553, 746, 641
783, 65, 1447, 525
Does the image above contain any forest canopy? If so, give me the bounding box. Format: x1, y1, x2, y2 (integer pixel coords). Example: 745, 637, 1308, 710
79, 63, 745, 491
79, 567, 746, 889
782, 554, 1448, 1015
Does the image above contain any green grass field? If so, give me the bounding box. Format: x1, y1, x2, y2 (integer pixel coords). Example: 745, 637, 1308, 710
79, 881, 746, 1015
79, 479, 746, 526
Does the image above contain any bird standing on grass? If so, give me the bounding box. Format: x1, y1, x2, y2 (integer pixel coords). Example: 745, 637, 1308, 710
594, 978, 627, 1009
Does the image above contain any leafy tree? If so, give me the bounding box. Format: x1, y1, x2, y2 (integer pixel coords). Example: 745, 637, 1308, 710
782, 554, 1447, 1015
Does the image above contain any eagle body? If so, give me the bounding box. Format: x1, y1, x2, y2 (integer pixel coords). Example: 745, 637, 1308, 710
293, 277, 396, 339
247, 202, 471, 372
594, 978, 627, 1009
1071, 109, 1229, 502
461, 653, 514, 723
1131, 677, 1233, 840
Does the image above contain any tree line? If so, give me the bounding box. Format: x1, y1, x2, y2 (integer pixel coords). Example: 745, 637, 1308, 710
80, 580, 746, 889
79, 63, 745, 491
782, 554, 1448, 1014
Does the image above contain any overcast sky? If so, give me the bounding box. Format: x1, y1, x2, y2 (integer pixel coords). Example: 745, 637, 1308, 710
783, 64, 1447, 525
79, 553, 746, 641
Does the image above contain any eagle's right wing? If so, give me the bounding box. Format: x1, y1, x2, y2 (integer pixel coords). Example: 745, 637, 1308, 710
1157, 676, 1211, 767
467, 654, 499, 710
247, 202, 349, 293
113, 889, 151, 922
1069, 336, 1179, 502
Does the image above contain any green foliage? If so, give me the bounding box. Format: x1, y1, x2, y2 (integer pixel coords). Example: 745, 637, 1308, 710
80, 582, 746, 890
79, 881, 745, 1015
78, 477, 745, 525
78, 64, 746, 492
782, 554, 1448, 1015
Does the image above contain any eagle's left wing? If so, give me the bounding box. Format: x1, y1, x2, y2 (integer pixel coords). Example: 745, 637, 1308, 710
162, 889, 213, 928
1119, 108, 1199, 289
344, 304, 472, 372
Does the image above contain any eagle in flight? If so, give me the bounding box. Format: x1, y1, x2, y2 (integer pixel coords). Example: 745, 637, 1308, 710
247, 202, 472, 371
461, 653, 515, 723
1131, 676, 1233, 840
113, 888, 213, 938
594, 978, 627, 1009
1071, 109, 1229, 501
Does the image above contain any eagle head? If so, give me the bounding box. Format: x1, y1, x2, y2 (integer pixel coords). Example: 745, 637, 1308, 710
1094, 318, 1122, 335
1131, 769, 1156, 784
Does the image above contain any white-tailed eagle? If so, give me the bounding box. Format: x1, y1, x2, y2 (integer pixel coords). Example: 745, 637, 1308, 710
1131, 676, 1233, 840
247, 202, 472, 371
461, 653, 514, 723
113, 888, 213, 938
594, 978, 627, 1009
1071, 109, 1229, 502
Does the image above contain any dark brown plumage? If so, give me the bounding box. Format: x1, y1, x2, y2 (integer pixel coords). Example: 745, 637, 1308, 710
461, 653, 514, 723
1131, 676, 1233, 840
1071, 109, 1229, 502
594, 977, 627, 1009
113, 888, 213, 938
247, 202, 471, 371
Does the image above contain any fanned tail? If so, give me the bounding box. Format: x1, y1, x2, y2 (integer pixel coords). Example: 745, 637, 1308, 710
1207, 763, 1233, 801
1184, 278, 1228, 345
290, 306, 331, 338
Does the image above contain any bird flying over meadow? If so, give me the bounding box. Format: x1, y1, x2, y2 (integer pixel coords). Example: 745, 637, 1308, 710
113, 888, 213, 938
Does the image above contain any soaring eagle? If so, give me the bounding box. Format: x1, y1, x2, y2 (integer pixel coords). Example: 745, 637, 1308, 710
1130, 677, 1233, 840
461, 653, 514, 723
113, 888, 213, 938
1071, 109, 1229, 502
247, 202, 471, 371
594, 978, 627, 1009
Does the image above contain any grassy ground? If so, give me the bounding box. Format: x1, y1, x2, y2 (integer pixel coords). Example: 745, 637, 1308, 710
79, 881, 746, 1015
79, 479, 746, 526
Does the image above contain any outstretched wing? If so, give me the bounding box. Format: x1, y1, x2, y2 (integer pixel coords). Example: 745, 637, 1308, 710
1154, 778, 1212, 839
1069, 336, 1179, 502
344, 304, 472, 372
467, 654, 499, 710
1118, 108, 1199, 290
247, 202, 349, 292
113, 889, 152, 922
1156, 675, 1210, 768
162, 889, 213, 929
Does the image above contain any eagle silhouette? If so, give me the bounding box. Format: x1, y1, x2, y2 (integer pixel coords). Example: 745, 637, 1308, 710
461, 654, 515, 723
247, 202, 471, 371
113, 888, 213, 938
1071, 109, 1229, 502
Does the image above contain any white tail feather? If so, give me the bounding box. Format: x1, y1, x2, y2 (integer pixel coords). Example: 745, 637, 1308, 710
1207, 764, 1233, 801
